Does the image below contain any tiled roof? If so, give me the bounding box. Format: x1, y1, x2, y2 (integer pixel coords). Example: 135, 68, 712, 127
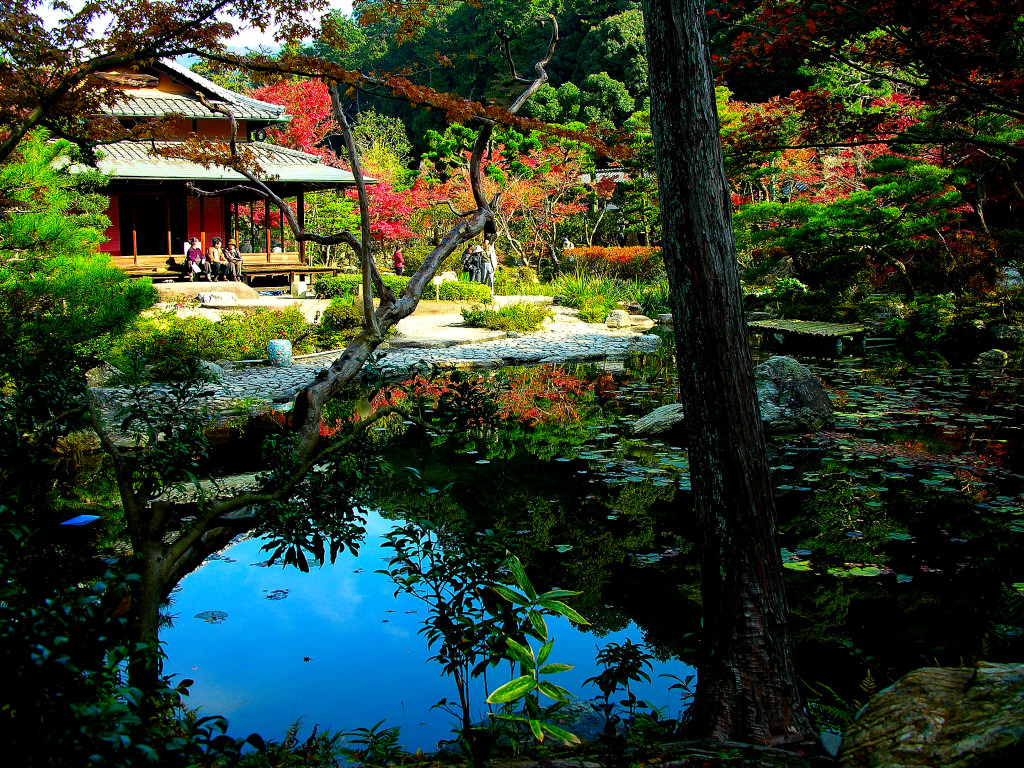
91, 141, 357, 188
104, 90, 287, 121
102, 58, 290, 123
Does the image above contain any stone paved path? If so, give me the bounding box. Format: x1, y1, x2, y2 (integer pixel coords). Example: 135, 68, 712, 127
213, 306, 662, 403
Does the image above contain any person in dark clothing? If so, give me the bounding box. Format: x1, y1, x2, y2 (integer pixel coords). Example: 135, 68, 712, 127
185, 237, 207, 281
225, 238, 243, 281
239, 239, 253, 254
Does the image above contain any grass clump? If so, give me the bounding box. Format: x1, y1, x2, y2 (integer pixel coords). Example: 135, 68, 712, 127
552, 271, 629, 323
461, 302, 551, 333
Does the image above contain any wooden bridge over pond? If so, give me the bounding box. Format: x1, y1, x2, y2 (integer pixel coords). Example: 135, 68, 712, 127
748, 319, 893, 354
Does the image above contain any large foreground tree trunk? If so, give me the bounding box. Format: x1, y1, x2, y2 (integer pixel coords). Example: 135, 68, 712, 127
640, 0, 814, 744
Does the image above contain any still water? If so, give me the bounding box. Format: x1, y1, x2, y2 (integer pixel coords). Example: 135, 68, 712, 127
162, 509, 693, 751
163, 348, 1024, 749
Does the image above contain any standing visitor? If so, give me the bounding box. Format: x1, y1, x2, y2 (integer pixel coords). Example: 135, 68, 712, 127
616, 226, 626, 247
225, 238, 243, 282
461, 244, 474, 276
393, 246, 404, 276
470, 244, 485, 283
483, 240, 497, 295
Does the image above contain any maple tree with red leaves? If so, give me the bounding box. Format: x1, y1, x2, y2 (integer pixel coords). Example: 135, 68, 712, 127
251, 79, 339, 161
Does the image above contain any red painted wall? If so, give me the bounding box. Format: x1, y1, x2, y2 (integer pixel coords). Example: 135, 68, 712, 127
100, 196, 120, 255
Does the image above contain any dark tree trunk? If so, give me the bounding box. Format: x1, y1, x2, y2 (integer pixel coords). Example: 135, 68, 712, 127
128, 542, 164, 695
640, 0, 814, 744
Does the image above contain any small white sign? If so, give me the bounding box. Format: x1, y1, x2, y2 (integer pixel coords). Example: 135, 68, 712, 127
432, 276, 444, 286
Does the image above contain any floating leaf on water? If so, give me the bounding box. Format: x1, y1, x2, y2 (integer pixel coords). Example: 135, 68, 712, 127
194, 610, 228, 624
992, 624, 1024, 638
475, 459, 491, 464
829, 566, 883, 578
264, 589, 290, 601
845, 531, 865, 540
555, 457, 571, 462
794, 549, 812, 556
553, 544, 573, 553
776, 484, 794, 491
887, 533, 914, 542
896, 574, 914, 583
784, 561, 812, 571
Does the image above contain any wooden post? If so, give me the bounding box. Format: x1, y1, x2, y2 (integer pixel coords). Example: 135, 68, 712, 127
199, 196, 206, 250
264, 198, 271, 261
165, 196, 172, 255
297, 190, 306, 264
130, 195, 138, 262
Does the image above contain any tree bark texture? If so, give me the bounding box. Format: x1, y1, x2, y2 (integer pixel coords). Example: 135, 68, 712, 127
640, 0, 813, 744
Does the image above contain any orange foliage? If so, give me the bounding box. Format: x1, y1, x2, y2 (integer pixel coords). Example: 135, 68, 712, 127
573, 246, 664, 280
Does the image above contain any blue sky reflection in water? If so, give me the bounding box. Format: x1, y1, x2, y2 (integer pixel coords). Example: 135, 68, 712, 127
162, 509, 693, 752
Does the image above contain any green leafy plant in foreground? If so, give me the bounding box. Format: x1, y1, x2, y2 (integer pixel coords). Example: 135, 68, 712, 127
461, 302, 552, 333
584, 639, 655, 737
339, 720, 404, 767
487, 555, 589, 746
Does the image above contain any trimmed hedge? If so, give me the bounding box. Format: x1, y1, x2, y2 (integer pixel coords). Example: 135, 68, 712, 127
433, 280, 492, 302
461, 301, 551, 332
313, 273, 491, 302
313, 274, 411, 299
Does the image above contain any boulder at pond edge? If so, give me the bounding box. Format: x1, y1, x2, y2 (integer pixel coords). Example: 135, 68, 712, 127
755, 356, 834, 434
838, 662, 1024, 768
631, 356, 834, 436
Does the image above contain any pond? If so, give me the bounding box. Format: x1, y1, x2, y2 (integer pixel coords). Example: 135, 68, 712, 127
163, 344, 1024, 747
162, 513, 693, 751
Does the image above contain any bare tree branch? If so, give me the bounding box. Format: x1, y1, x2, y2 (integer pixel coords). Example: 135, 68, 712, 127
435, 199, 478, 218
329, 83, 386, 333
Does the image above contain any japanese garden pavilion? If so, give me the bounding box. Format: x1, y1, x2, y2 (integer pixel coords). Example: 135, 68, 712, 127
92, 59, 356, 280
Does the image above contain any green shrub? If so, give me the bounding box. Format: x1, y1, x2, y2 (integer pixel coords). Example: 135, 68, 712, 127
217, 308, 312, 358
433, 280, 492, 302
494, 266, 540, 295
312, 274, 411, 299
314, 300, 363, 350
110, 308, 313, 375
884, 293, 959, 347
577, 300, 609, 323
638, 280, 672, 317
461, 302, 551, 333
551, 270, 629, 322
403, 243, 463, 275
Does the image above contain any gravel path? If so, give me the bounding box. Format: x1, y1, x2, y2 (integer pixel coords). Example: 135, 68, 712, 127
216, 306, 662, 403
93, 305, 663, 409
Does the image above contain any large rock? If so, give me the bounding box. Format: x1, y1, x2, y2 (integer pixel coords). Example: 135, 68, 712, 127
197, 291, 239, 306
632, 404, 686, 436
153, 281, 259, 301
85, 362, 121, 388
976, 349, 1009, 368
991, 324, 1024, 347
839, 663, 1024, 768
629, 314, 656, 330
755, 356, 834, 434
605, 309, 631, 328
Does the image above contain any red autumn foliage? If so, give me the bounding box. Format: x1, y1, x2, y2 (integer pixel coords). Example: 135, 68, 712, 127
572, 246, 664, 281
